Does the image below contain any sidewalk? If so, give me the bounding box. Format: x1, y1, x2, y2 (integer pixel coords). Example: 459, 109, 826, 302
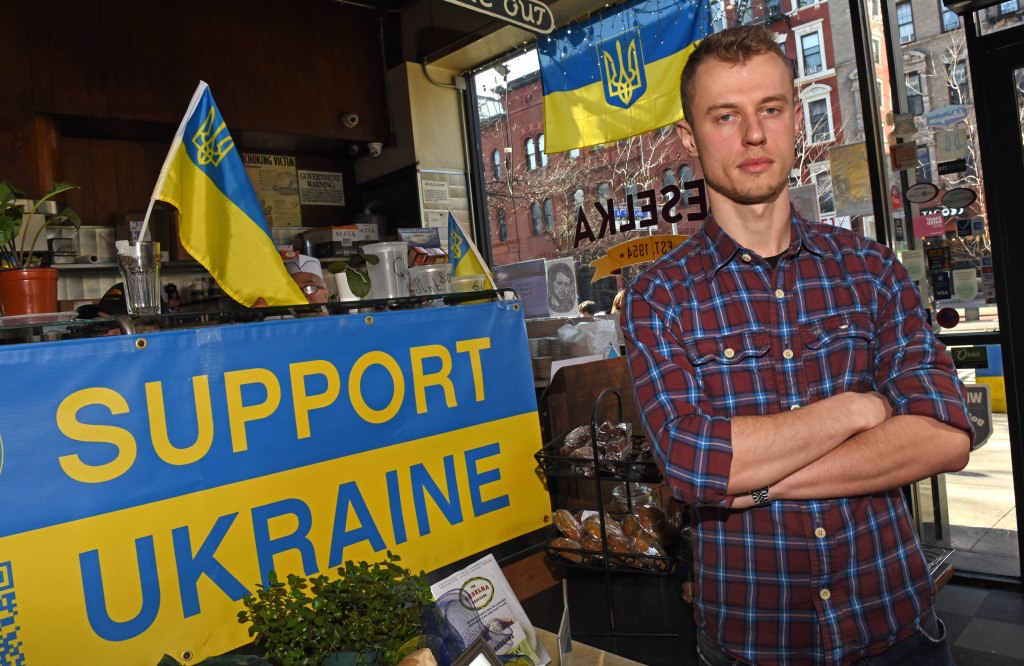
944, 413, 1020, 577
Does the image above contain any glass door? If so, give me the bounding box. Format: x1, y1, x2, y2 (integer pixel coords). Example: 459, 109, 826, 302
917, 13, 1024, 581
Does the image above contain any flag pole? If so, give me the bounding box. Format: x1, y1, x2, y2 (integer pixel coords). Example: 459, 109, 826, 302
139, 81, 209, 242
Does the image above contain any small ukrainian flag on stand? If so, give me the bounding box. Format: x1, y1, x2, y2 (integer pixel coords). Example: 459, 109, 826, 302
538, 0, 712, 153
448, 212, 495, 289
145, 81, 304, 307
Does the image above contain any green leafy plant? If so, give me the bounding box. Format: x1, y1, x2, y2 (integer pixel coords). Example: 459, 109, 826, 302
325, 252, 379, 298
238, 552, 432, 666
0, 180, 81, 269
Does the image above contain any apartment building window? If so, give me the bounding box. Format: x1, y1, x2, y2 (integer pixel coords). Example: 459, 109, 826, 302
948, 60, 970, 104
662, 169, 676, 187
916, 145, 932, 182
870, 0, 881, 18
492, 149, 501, 179
568, 147, 580, 159
941, 2, 960, 31
897, 1, 916, 43
678, 165, 693, 205
798, 0, 813, 7
597, 182, 611, 200
530, 201, 543, 234
872, 37, 880, 64
801, 32, 823, 76
538, 134, 548, 167
498, 208, 508, 241
543, 199, 555, 231
766, 0, 782, 16
806, 95, 831, 141
811, 164, 835, 215
906, 72, 925, 115
573, 188, 585, 208
525, 138, 537, 170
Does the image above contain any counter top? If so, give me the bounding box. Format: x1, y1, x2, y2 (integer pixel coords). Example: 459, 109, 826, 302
536, 628, 645, 666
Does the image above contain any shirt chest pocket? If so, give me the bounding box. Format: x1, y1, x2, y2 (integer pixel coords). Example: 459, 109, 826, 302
683, 331, 771, 413
798, 311, 876, 396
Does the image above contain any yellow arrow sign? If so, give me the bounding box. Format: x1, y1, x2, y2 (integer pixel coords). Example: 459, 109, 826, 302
590, 234, 687, 281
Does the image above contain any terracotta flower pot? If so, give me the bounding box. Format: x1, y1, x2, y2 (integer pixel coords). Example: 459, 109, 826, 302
0, 268, 59, 316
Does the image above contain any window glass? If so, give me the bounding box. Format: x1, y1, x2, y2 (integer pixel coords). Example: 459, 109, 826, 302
492, 149, 501, 179
498, 208, 508, 241
940, 3, 960, 31
915, 145, 932, 182
807, 98, 832, 143
469, 1, 894, 314
906, 72, 925, 115
525, 137, 537, 170
948, 60, 970, 104
897, 1, 916, 43
801, 32, 823, 75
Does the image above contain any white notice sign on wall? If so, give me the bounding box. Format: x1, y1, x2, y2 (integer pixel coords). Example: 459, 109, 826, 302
298, 170, 345, 206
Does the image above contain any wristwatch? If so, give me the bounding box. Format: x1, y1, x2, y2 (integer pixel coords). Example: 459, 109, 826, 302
750, 487, 771, 507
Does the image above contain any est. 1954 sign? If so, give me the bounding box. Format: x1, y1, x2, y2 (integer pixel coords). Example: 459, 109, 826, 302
443, 0, 554, 34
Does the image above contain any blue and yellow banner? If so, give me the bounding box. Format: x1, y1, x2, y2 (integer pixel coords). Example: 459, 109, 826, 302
152, 82, 305, 307
0, 302, 549, 664
538, 0, 712, 153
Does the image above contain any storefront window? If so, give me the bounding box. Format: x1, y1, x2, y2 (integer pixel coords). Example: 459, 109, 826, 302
469, 0, 887, 310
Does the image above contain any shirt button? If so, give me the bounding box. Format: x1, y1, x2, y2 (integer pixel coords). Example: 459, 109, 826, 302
741, 253, 752, 262
783, 349, 794, 359
820, 588, 831, 601
774, 288, 785, 299
724, 348, 736, 358
815, 527, 827, 538
790, 403, 801, 410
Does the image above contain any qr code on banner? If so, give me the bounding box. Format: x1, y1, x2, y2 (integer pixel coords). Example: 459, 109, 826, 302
0, 562, 25, 666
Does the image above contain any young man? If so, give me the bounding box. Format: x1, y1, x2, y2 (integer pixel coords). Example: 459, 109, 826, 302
623, 25, 973, 665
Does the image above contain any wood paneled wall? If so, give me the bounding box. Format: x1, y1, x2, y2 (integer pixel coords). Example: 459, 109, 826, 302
0, 0, 388, 228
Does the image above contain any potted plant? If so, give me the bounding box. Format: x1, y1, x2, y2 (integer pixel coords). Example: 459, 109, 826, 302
326, 252, 379, 301
238, 552, 432, 666
0, 180, 80, 316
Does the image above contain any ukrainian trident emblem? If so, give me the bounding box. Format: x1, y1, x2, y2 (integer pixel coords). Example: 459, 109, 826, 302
600, 31, 646, 109
192, 107, 235, 167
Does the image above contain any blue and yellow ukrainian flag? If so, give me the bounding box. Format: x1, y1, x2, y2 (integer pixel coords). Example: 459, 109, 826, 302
151, 81, 305, 307
539, 0, 712, 153
448, 212, 495, 288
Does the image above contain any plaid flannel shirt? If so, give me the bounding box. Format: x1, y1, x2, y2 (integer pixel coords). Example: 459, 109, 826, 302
623, 214, 973, 665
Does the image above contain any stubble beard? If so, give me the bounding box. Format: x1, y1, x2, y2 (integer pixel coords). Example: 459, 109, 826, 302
702, 169, 790, 206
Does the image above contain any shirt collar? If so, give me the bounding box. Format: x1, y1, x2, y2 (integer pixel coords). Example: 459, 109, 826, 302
699, 208, 828, 280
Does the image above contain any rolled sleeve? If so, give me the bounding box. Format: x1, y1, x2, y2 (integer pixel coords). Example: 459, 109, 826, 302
874, 255, 975, 447
623, 273, 734, 506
